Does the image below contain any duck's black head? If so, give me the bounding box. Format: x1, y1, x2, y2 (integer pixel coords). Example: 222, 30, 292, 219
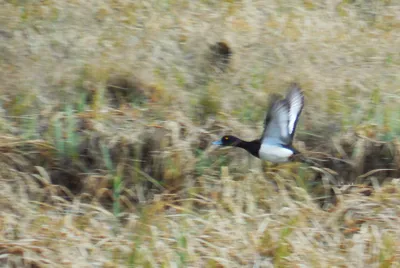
212, 135, 261, 158
212, 135, 242, 147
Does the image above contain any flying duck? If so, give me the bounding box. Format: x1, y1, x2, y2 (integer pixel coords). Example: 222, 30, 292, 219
212, 84, 304, 163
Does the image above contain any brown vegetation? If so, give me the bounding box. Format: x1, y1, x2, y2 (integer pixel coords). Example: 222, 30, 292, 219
0, 0, 399, 266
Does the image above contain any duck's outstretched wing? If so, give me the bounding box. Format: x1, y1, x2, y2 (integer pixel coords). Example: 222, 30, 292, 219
261, 96, 291, 145
262, 93, 281, 132
285, 84, 304, 139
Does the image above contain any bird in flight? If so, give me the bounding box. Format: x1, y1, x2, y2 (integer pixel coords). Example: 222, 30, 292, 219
212, 84, 304, 163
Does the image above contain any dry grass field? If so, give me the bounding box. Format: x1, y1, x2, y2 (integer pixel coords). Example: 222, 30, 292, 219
0, 0, 400, 267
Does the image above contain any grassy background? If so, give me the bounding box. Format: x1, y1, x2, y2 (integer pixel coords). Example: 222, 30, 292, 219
0, 0, 400, 267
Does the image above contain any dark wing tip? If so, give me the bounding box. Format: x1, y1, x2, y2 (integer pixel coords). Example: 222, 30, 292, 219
287, 82, 303, 94
290, 82, 300, 89
286, 83, 304, 106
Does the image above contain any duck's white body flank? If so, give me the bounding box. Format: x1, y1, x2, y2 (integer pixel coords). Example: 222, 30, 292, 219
259, 144, 293, 163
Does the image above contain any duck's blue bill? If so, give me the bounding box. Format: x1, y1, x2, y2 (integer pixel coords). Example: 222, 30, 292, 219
212, 140, 222, 145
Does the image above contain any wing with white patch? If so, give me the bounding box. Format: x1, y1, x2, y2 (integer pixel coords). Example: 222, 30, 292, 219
285, 84, 304, 137
261, 99, 291, 145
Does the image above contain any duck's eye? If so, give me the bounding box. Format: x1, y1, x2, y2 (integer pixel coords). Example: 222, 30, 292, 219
224, 137, 229, 140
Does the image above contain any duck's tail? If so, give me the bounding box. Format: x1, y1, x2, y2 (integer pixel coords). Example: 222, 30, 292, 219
292, 151, 324, 168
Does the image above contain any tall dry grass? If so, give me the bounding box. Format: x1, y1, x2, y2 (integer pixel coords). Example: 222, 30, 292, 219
0, 0, 400, 267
